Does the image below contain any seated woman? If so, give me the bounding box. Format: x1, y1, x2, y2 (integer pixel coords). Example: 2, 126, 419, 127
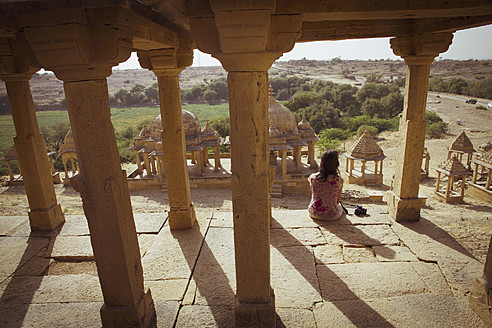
308, 149, 344, 221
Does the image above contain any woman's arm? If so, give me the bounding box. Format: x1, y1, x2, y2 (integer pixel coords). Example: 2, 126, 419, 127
337, 178, 343, 203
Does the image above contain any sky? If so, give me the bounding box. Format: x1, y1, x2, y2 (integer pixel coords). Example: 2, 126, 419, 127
115, 25, 492, 70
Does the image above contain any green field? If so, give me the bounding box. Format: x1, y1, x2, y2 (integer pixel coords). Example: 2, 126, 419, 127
0, 103, 230, 175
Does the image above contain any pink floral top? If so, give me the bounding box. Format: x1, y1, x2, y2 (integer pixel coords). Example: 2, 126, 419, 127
308, 173, 343, 219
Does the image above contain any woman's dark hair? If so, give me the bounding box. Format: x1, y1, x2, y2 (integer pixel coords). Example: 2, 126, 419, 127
317, 149, 339, 182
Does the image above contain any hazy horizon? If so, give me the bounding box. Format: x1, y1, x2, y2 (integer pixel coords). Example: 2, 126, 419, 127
114, 24, 492, 70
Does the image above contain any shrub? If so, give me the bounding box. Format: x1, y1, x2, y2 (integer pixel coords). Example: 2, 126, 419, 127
476, 105, 487, 110
356, 125, 378, 137
319, 128, 351, 141
318, 137, 341, 152
203, 89, 219, 104
426, 121, 448, 138
276, 89, 289, 101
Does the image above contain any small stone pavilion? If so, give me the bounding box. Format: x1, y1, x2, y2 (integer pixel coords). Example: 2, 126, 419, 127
56, 129, 78, 182
435, 156, 470, 203
2, 1, 492, 326
127, 110, 223, 189
448, 131, 476, 170
127, 90, 319, 193
468, 149, 492, 202
421, 147, 431, 178
344, 129, 386, 185
2, 144, 56, 183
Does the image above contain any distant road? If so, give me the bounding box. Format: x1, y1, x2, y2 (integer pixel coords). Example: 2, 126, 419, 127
428, 92, 491, 106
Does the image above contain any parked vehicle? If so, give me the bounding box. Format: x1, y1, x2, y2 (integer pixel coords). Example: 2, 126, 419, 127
488, 102, 492, 108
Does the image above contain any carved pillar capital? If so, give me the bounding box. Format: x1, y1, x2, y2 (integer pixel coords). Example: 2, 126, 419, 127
137, 46, 193, 77
0, 36, 40, 81
190, 7, 302, 71
390, 32, 453, 65
20, 7, 135, 81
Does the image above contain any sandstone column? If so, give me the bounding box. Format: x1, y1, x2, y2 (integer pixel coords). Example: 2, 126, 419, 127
470, 236, 492, 326
22, 11, 155, 326
138, 48, 196, 229
191, 4, 302, 325
388, 33, 452, 222
0, 37, 64, 231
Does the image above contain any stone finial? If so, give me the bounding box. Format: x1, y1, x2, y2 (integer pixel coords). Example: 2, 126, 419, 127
139, 124, 151, 138
347, 129, 386, 161
438, 156, 470, 176
449, 131, 475, 153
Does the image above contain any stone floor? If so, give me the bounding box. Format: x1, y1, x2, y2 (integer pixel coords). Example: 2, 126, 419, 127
0, 205, 488, 327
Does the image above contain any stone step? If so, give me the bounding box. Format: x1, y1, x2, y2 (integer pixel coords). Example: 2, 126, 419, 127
270, 184, 283, 198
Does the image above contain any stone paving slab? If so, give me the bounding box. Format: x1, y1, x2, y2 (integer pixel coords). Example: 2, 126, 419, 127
343, 246, 377, 263
209, 212, 233, 228
373, 245, 419, 262
145, 279, 188, 301
49, 236, 94, 260
0, 274, 102, 304
0, 236, 48, 277
58, 215, 89, 236
271, 227, 326, 247
192, 272, 236, 306
133, 213, 166, 233
320, 224, 400, 246
317, 262, 429, 302
411, 262, 453, 296
154, 300, 180, 328
314, 245, 344, 264
276, 307, 317, 328
0, 301, 102, 328
175, 305, 234, 327
271, 210, 320, 229
196, 229, 235, 276
271, 246, 322, 309
142, 216, 210, 280
313, 294, 488, 328
138, 234, 157, 258
391, 217, 483, 295
0, 216, 28, 235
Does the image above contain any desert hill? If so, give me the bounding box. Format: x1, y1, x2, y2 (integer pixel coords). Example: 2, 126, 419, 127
0, 59, 491, 108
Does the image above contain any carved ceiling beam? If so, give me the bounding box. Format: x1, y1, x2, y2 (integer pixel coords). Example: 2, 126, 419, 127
299, 15, 492, 42
276, 0, 492, 21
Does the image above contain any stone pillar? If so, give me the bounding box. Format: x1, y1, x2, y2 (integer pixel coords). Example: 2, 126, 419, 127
388, 33, 452, 222
190, 5, 301, 325
470, 236, 492, 326
280, 149, 288, 176
214, 145, 221, 171
138, 48, 196, 229
22, 11, 155, 326
0, 53, 65, 230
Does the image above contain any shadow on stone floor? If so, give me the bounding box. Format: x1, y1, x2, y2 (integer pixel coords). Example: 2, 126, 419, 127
0, 230, 57, 327
270, 217, 396, 328
172, 219, 236, 326
400, 217, 477, 260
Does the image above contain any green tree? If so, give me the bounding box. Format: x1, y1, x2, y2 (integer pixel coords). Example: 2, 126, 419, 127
284, 92, 321, 112
40, 122, 70, 152
203, 89, 219, 104
209, 79, 228, 99
210, 116, 230, 137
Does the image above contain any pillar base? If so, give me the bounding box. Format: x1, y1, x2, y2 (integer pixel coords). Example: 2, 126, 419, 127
387, 191, 422, 222
168, 203, 196, 229
100, 288, 156, 328
235, 290, 275, 328
28, 204, 65, 231
469, 277, 492, 327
